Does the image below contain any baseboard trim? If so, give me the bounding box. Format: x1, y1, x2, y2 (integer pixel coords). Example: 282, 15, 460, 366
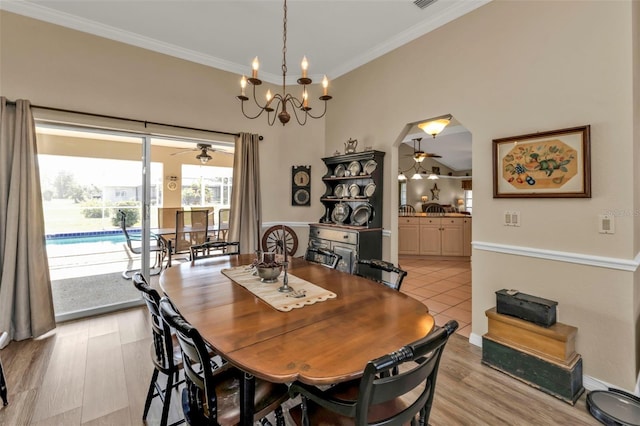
473, 241, 639, 272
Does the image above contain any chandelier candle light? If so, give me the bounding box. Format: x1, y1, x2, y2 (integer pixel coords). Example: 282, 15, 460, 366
237, 0, 332, 126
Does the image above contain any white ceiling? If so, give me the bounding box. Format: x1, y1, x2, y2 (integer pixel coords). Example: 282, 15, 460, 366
1, 0, 483, 170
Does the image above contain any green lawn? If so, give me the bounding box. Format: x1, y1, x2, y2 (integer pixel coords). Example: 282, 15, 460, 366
43, 199, 134, 234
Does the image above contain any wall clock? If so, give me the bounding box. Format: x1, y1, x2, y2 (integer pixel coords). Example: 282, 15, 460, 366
167, 181, 178, 191
292, 165, 311, 206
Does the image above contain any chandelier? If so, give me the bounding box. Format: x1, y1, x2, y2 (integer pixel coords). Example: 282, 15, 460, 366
237, 0, 332, 126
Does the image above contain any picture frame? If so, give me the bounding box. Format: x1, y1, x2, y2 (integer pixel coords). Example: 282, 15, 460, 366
492, 125, 591, 198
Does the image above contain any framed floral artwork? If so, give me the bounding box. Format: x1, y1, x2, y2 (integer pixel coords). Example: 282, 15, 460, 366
492, 125, 591, 198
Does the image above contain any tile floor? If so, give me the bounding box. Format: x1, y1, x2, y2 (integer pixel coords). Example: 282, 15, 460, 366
398, 256, 472, 338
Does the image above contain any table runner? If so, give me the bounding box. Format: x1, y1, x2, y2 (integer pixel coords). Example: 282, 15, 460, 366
221, 265, 337, 312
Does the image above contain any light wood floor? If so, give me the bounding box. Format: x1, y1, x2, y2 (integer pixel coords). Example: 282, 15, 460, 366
0, 306, 598, 425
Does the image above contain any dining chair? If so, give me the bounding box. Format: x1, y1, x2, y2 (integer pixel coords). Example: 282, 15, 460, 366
167, 209, 209, 267
0, 331, 8, 406
190, 241, 241, 264
398, 204, 416, 216
119, 210, 167, 279
158, 297, 290, 426
132, 273, 185, 426
288, 320, 459, 426
304, 246, 341, 269
355, 259, 408, 291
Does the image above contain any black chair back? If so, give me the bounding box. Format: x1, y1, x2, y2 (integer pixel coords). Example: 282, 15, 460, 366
159, 297, 289, 426
356, 259, 408, 291
132, 273, 177, 374
190, 241, 240, 264
0, 331, 8, 406
304, 246, 341, 269
356, 321, 458, 424
289, 320, 458, 426
132, 273, 183, 426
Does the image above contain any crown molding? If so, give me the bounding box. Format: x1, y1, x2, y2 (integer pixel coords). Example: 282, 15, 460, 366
328, 0, 491, 79
1, 1, 490, 85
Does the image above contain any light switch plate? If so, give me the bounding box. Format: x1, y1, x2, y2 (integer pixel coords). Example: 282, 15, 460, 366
511, 211, 520, 227
598, 214, 614, 234
504, 211, 512, 226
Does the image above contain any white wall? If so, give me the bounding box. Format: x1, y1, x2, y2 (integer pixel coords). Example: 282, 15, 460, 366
2, 2, 639, 389
0, 10, 326, 255
325, 1, 638, 389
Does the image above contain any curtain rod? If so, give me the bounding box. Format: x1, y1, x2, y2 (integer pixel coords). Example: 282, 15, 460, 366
4, 100, 264, 140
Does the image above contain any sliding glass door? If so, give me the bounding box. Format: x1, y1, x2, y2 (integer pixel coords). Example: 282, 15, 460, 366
36, 122, 234, 321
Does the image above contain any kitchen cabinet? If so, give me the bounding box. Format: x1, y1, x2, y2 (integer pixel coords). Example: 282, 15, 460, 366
398, 216, 472, 257
440, 218, 464, 256
398, 217, 419, 255
463, 217, 472, 256
419, 218, 442, 256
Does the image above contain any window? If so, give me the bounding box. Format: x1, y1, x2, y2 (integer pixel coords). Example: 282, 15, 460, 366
399, 182, 407, 206
464, 190, 472, 214
181, 164, 233, 210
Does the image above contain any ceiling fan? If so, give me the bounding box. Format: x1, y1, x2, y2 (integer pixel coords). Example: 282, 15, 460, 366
406, 137, 441, 162
170, 143, 233, 164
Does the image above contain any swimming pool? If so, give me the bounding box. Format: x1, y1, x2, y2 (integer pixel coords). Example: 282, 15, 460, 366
46, 234, 127, 245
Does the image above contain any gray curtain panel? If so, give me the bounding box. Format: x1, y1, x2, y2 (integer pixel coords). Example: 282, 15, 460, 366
228, 133, 262, 254
0, 97, 55, 343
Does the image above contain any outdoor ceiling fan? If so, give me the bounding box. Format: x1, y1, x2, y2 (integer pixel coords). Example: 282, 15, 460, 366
406, 137, 441, 162
170, 143, 233, 164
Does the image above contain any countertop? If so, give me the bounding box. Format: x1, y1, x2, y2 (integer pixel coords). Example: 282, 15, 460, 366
399, 213, 472, 218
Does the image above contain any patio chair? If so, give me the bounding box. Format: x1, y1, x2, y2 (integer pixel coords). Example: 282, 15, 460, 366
355, 259, 408, 291
158, 297, 290, 426
288, 320, 459, 426
166, 209, 209, 267
0, 331, 8, 406
158, 207, 183, 229
119, 210, 167, 279
216, 208, 230, 241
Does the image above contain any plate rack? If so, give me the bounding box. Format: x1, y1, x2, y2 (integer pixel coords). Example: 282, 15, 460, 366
319, 150, 385, 229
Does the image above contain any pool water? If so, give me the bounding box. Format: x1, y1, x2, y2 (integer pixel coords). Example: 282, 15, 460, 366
46, 234, 126, 245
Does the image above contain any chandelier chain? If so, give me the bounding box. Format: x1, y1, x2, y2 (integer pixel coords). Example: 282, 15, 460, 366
282, 0, 288, 85
237, 0, 331, 126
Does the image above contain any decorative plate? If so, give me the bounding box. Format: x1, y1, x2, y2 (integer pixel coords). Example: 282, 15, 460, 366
364, 159, 377, 175
334, 164, 346, 177
331, 203, 350, 224
351, 204, 372, 226
334, 184, 346, 198
364, 182, 376, 197
348, 183, 360, 198
347, 161, 361, 176
293, 189, 310, 205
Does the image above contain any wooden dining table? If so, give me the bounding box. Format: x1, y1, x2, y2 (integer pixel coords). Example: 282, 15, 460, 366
160, 253, 434, 425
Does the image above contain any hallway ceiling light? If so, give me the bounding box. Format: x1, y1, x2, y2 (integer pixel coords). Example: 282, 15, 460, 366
418, 114, 452, 138
236, 0, 331, 126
